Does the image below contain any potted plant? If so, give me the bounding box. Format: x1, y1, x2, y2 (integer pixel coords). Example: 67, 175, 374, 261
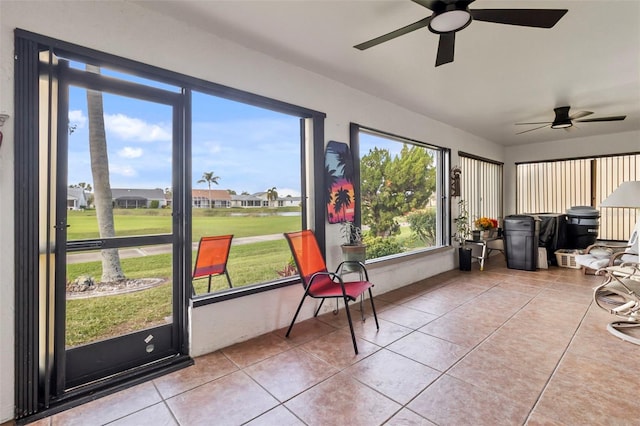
340, 221, 366, 270
474, 216, 499, 240
454, 199, 472, 271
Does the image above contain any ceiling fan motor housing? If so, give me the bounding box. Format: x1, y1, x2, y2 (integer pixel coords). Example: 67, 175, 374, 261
428, 2, 473, 34
551, 106, 572, 128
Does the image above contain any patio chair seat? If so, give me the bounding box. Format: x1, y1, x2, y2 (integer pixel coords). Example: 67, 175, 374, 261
305, 273, 372, 300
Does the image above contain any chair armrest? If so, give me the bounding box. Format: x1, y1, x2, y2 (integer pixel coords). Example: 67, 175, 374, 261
309, 271, 340, 283
608, 251, 639, 266
585, 243, 631, 254
335, 261, 370, 281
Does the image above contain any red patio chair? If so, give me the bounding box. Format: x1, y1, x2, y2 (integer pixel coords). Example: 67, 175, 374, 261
284, 230, 378, 354
192, 235, 233, 295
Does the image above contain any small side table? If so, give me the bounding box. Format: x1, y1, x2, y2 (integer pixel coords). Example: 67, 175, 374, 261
465, 237, 504, 271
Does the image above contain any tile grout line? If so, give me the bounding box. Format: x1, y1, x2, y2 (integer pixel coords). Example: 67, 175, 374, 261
521, 297, 595, 425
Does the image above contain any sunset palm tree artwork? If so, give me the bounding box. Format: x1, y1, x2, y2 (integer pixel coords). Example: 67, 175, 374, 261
325, 141, 355, 224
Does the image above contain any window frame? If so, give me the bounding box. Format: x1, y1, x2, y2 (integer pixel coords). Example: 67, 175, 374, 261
14, 29, 327, 309
350, 123, 451, 260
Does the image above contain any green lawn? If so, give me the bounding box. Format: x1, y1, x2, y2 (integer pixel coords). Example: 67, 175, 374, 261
66, 211, 300, 347
64, 208, 429, 347
67, 209, 299, 240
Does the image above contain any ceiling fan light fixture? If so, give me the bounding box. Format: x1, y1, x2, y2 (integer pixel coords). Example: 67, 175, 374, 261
551, 121, 572, 129
428, 9, 472, 34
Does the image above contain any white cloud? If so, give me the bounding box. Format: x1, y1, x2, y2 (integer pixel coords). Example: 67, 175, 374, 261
104, 113, 171, 142
110, 164, 137, 177
276, 188, 301, 197
68, 110, 87, 129
118, 147, 143, 158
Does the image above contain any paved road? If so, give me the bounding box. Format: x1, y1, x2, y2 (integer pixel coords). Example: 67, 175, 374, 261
67, 233, 284, 264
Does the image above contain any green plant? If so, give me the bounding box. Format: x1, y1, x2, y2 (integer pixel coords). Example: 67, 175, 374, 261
363, 235, 403, 259
407, 208, 437, 245
276, 256, 298, 277
340, 221, 362, 245
453, 199, 471, 246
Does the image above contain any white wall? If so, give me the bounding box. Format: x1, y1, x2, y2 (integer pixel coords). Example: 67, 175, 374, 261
503, 130, 640, 214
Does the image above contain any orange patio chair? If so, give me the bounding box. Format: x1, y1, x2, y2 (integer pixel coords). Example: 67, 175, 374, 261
192, 235, 233, 295
284, 230, 378, 354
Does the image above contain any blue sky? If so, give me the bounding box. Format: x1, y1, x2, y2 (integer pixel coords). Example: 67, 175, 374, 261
67, 86, 302, 196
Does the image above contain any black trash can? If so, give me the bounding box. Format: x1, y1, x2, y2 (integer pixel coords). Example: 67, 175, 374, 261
503, 215, 540, 271
566, 206, 599, 249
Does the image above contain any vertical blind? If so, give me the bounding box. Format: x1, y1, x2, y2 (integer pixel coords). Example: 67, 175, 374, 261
516, 154, 640, 241
460, 154, 503, 226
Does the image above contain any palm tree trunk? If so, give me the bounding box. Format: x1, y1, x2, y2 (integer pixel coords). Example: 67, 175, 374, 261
86, 65, 125, 282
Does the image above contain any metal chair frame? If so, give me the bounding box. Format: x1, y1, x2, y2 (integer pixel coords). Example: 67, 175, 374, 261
284, 230, 378, 354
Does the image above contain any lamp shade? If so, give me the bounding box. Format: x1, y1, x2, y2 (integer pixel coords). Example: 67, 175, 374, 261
600, 181, 640, 208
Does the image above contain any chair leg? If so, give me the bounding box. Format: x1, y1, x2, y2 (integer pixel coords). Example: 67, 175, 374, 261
207, 275, 212, 293
313, 298, 326, 317
224, 270, 233, 288
286, 293, 309, 338
368, 288, 379, 330
607, 321, 640, 345
343, 296, 359, 355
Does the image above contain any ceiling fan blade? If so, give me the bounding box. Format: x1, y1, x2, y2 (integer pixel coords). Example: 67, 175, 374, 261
410, 0, 439, 10
569, 111, 593, 120
435, 32, 455, 66
354, 17, 432, 50
411, 0, 475, 11
516, 124, 550, 135
576, 115, 627, 123
471, 9, 568, 28
515, 121, 553, 125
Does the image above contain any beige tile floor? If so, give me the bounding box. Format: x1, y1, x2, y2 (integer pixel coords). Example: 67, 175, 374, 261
16, 259, 640, 425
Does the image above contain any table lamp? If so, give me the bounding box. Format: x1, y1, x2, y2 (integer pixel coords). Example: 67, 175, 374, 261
600, 180, 640, 253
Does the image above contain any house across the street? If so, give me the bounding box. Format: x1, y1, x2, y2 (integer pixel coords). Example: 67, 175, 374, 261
67, 187, 88, 210
111, 188, 167, 209
192, 189, 231, 208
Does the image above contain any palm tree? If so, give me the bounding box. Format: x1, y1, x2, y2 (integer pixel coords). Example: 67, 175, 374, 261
266, 187, 278, 207
324, 164, 338, 204
333, 187, 352, 221
336, 149, 354, 184
86, 64, 125, 282
198, 171, 220, 208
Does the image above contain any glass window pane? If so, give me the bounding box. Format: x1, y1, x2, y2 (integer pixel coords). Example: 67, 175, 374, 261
191, 92, 303, 295
358, 130, 442, 259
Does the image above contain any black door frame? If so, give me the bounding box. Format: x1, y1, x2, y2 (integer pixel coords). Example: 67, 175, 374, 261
14, 32, 192, 421
55, 61, 186, 392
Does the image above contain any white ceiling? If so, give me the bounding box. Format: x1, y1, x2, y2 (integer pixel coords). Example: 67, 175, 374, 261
136, 0, 640, 146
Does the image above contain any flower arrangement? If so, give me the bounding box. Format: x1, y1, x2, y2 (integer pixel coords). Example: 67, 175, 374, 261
474, 217, 498, 231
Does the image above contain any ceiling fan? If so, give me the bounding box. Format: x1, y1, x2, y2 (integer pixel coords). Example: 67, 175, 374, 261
354, 0, 568, 67
515, 106, 627, 135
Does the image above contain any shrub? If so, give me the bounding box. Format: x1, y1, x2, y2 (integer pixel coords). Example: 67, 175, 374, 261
363, 235, 403, 259
407, 208, 437, 246
276, 257, 298, 277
